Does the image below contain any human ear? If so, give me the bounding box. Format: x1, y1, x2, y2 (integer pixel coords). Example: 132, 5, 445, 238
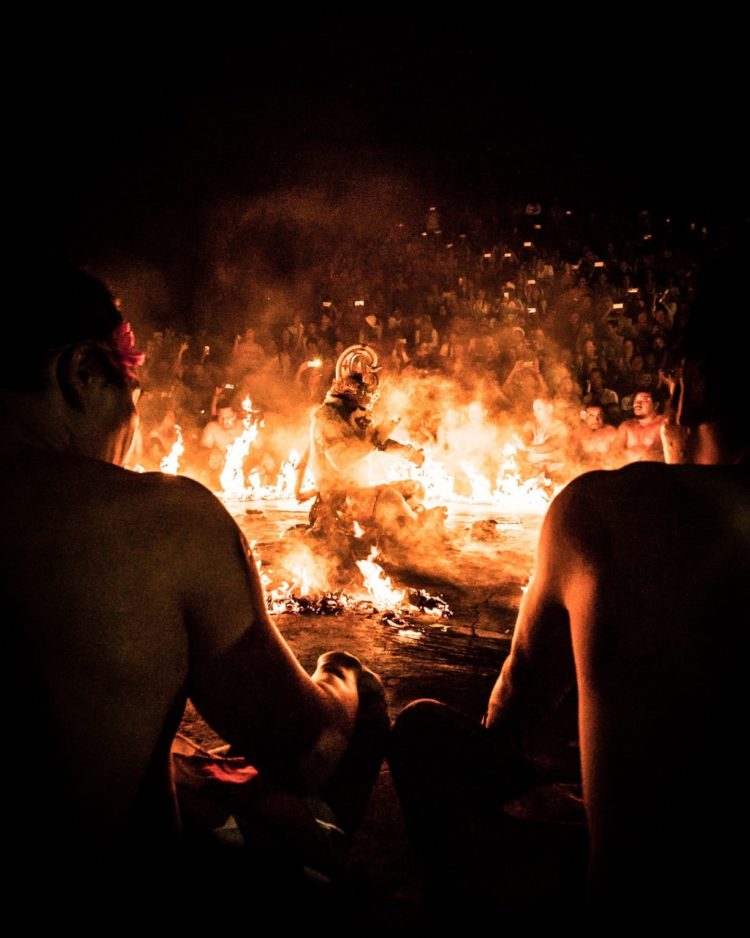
55, 343, 106, 413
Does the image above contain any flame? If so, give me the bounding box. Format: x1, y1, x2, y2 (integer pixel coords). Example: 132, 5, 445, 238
493, 444, 553, 514
160, 425, 184, 475
375, 444, 551, 515
212, 389, 552, 517
355, 546, 406, 611
274, 448, 301, 500
353, 520, 364, 538
460, 461, 493, 503
220, 397, 259, 497
268, 580, 293, 613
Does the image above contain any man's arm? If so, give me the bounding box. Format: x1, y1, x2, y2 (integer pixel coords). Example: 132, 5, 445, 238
199, 422, 218, 450
176, 479, 361, 790
485, 483, 582, 751
613, 421, 629, 455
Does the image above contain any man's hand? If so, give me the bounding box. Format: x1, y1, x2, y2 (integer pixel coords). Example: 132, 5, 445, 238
296, 651, 365, 790
315, 650, 362, 682
316, 652, 386, 716
407, 446, 426, 467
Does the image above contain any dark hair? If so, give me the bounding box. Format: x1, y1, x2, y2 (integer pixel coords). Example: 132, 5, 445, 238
5, 262, 122, 391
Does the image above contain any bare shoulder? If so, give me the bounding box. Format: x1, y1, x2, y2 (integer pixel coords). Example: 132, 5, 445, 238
549, 462, 750, 559
552, 461, 716, 508
119, 468, 242, 544
124, 467, 227, 510
546, 464, 677, 552
544, 468, 613, 529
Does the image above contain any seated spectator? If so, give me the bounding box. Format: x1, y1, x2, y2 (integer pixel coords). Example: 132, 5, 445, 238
2, 263, 387, 926
576, 338, 606, 388
146, 405, 180, 468
614, 389, 665, 462
575, 404, 617, 464
502, 358, 550, 414
200, 396, 244, 467
582, 368, 619, 413
388, 243, 750, 929
359, 313, 382, 346
514, 397, 571, 474
232, 327, 267, 375
405, 341, 438, 373
615, 351, 646, 399
389, 335, 411, 371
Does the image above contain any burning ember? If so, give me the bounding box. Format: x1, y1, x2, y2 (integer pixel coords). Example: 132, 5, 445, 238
408, 589, 453, 618
267, 590, 348, 616
252, 536, 454, 623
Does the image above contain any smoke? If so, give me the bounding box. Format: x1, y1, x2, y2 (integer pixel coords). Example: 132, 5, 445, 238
91, 256, 173, 340
376, 372, 526, 490
95, 170, 630, 610
191, 172, 426, 337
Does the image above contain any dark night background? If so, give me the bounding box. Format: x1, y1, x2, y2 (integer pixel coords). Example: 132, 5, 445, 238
15, 18, 747, 328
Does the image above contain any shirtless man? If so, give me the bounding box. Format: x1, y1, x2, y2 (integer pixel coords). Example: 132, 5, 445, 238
200, 400, 243, 461
2, 265, 384, 923
389, 246, 750, 927
514, 397, 571, 475
575, 404, 617, 465
614, 389, 665, 461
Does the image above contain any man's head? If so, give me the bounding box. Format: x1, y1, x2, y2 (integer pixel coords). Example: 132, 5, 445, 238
6, 264, 140, 389
217, 406, 237, 430
415, 342, 433, 362
656, 236, 748, 464
582, 339, 597, 358
588, 368, 605, 392
584, 405, 605, 430
4, 263, 144, 465
632, 391, 656, 419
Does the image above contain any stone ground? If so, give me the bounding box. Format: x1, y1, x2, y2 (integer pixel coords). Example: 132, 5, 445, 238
179, 501, 543, 926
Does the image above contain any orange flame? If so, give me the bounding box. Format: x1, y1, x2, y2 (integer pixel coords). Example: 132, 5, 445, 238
355, 546, 405, 610
160, 425, 184, 475
220, 397, 259, 497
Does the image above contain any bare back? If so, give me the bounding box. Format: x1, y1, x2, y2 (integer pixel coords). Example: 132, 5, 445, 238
489, 462, 750, 921
565, 464, 750, 912
2, 453, 191, 844
1, 451, 350, 867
